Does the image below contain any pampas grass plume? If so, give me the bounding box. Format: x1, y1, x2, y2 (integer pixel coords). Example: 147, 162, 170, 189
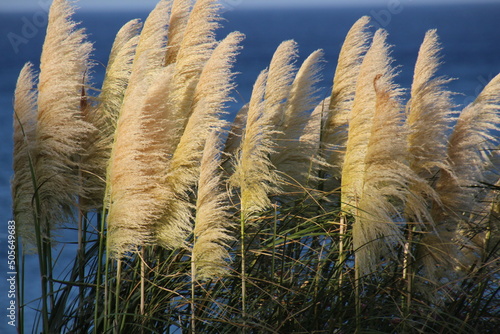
35, 0, 94, 226
193, 131, 233, 280
157, 31, 244, 249
12, 63, 38, 249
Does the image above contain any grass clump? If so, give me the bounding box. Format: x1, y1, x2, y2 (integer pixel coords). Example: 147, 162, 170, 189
11, 0, 500, 333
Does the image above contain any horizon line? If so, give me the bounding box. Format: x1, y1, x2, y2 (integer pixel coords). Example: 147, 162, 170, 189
1, 0, 499, 13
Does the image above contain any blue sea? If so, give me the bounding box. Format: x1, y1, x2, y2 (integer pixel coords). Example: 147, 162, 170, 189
1, 2, 500, 333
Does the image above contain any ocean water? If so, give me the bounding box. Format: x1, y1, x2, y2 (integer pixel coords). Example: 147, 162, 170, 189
1, 3, 500, 333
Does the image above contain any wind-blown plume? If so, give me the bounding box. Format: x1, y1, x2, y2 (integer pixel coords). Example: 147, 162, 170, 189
133, 0, 172, 75
193, 131, 233, 280
407, 29, 454, 180
231, 69, 281, 217
107, 60, 175, 257
157, 31, 244, 249
82, 19, 141, 210
423, 73, 500, 276
264, 40, 299, 128
106, 1, 176, 256
35, 0, 94, 228
165, 0, 193, 66
322, 16, 371, 181
271, 49, 324, 189
97, 19, 142, 127
341, 29, 393, 215
169, 0, 220, 135
354, 73, 422, 275
12, 63, 38, 250
436, 73, 500, 218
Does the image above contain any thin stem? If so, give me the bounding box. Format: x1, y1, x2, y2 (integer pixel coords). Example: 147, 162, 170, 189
28, 158, 49, 334
354, 258, 361, 334
191, 253, 196, 334
140, 248, 145, 319
240, 211, 247, 333
403, 226, 414, 316
94, 209, 107, 334
77, 205, 86, 330
114, 259, 122, 334
338, 215, 346, 288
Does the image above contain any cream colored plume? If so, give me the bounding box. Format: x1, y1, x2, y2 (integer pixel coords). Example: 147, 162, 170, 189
354, 73, 427, 275
193, 131, 233, 280
169, 0, 220, 135
424, 73, 500, 276
98, 19, 142, 127
341, 29, 394, 215
134, 0, 172, 75
322, 16, 371, 180
106, 1, 174, 251
106, 58, 175, 257
165, 0, 193, 66
264, 40, 299, 128
12, 63, 38, 250
407, 29, 454, 180
156, 31, 244, 249
436, 73, 500, 218
271, 49, 324, 189
81, 19, 141, 210
231, 69, 281, 217
35, 0, 94, 226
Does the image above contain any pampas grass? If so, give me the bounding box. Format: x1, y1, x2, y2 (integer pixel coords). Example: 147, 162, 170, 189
82, 19, 141, 211
230, 69, 281, 216
322, 16, 371, 184
271, 49, 324, 190
341, 29, 391, 215
35, 0, 94, 229
11, 2, 500, 333
157, 31, 244, 249
407, 29, 455, 180
193, 131, 233, 280
164, 0, 192, 66
12, 62, 38, 250
106, 0, 175, 256
426, 73, 500, 278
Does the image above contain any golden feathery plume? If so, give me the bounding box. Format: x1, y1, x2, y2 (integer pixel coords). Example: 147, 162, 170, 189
164, 0, 193, 66
157, 31, 244, 249
107, 59, 175, 257
231, 69, 281, 217
98, 19, 142, 127
264, 40, 299, 128
425, 73, 500, 277
341, 29, 393, 215
436, 73, 500, 217
106, 1, 176, 256
271, 49, 324, 189
406, 29, 457, 282
322, 16, 371, 183
407, 29, 454, 180
35, 0, 94, 229
134, 0, 172, 74
354, 72, 423, 275
12, 62, 38, 251
193, 130, 233, 280
223, 103, 249, 167
169, 0, 220, 133
81, 19, 142, 211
